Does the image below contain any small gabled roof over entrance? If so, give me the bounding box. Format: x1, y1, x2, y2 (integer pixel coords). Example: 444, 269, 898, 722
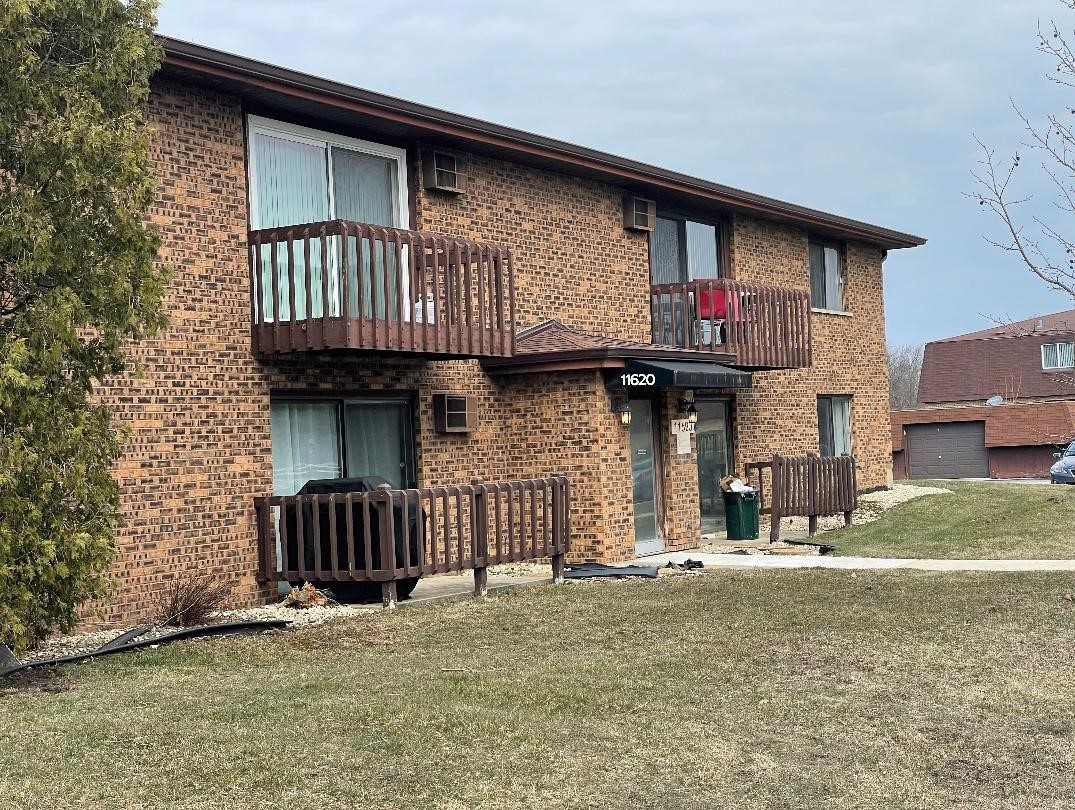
482, 320, 751, 389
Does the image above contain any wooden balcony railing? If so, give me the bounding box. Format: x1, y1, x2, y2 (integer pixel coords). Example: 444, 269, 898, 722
650, 278, 812, 370
744, 453, 857, 541
248, 220, 516, 357
254, 476, 570, 605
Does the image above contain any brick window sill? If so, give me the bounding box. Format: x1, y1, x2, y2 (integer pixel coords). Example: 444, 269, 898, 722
811, 308, 853, 317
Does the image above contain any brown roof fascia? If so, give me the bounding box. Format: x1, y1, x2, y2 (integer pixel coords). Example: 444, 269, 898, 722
159, 37, 926, 250
482, 345, 738, 374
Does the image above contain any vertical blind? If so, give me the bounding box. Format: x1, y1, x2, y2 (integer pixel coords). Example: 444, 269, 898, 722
253, 133, 331, 321
1042, 342, 1075, 369
251, 124, 405, 322
651, 216, 721, 285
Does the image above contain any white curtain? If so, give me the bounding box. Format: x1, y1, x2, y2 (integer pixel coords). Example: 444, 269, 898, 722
832, 397, 853, 456
270, 402, 342, 495
823, 245, 844, 311
344, 401, 407, 488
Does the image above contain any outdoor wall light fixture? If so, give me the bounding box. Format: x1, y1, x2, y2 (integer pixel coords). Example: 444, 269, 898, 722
679, 397, 699, 425
612, 397, 632, 427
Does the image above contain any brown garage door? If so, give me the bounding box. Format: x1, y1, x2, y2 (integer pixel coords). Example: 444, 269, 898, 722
905, 421, 988, 479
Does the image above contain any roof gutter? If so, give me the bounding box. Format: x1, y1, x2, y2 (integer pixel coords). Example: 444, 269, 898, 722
159, 36, 926, 250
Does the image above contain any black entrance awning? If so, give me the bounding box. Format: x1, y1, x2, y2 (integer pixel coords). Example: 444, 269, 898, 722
605, 359, 752, 391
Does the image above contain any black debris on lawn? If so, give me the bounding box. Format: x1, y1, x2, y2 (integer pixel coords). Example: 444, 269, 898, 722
564, 563, 660, 580
0, 619, 291, 678
785, 539, 837, 555
664, 559, 705, 571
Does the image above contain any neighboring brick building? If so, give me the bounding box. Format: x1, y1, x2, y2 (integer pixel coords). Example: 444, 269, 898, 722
893, 309, 1075, 480
91, 37, 924, 625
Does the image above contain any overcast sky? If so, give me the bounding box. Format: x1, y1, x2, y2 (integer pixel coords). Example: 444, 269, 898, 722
158, 0, 1075, 346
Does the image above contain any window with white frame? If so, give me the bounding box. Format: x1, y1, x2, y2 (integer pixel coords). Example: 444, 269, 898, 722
1042, 342, 1075, 370
818, 395, 852, 457
246, 117, 409, 322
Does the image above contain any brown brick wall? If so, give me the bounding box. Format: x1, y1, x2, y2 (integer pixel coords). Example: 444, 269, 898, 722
89, 81, 897, 626
658, 390, 703, 551
415, 147, 652, 339
730, 218, 892, 490
91, 80, 273, 626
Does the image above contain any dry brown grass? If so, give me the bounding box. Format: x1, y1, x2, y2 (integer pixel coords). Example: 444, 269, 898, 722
2, 570, 1075, 809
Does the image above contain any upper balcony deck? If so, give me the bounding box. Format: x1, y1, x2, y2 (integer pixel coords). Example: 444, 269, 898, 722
650, 278, 812, 370
248, 219, 516, 358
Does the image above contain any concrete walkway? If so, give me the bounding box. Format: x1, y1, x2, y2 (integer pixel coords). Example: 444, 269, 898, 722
639, 550, 1075, 572
404, 572, 548, 606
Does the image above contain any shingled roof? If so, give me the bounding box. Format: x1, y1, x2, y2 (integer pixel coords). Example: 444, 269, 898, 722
935, 309, 1075, 343
483, 320, 738, 373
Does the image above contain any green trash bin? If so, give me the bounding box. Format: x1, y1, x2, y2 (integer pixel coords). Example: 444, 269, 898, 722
723, 490, 760, 541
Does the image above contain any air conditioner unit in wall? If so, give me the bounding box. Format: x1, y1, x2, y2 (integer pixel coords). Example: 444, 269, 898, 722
623, 195, 656, 231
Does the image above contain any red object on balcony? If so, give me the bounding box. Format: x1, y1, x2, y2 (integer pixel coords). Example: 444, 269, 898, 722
697, 285, 740, 320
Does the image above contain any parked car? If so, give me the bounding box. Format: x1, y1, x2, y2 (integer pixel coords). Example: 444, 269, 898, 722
1050, 442, 1075, 484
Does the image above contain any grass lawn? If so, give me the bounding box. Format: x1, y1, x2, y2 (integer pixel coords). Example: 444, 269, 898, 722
827, 480, 1075, 559
3, 572, 1075, 809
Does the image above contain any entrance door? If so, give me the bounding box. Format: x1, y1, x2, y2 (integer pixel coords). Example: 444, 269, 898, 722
695, 399, 733, 533
630, 398, 663, 555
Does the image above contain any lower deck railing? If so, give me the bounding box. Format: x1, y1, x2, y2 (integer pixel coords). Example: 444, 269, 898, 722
254, 476, 570, 605
744, 453, 857, 542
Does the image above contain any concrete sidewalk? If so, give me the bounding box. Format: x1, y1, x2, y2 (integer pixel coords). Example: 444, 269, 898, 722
639, 550, 1075, 572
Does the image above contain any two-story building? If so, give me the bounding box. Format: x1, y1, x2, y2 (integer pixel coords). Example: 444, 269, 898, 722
892, 309, 1075, 479
93, 37, 924, 624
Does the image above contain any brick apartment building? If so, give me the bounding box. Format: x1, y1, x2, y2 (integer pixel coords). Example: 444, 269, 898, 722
892, 309, 1075, 479
93, 37, 924, 623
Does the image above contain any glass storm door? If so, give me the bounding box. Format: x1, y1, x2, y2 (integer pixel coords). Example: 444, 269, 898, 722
630, 398, 663, 555
695, 399, 733, 533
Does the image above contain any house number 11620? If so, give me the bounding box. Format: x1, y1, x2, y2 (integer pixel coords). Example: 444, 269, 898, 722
621, 373, 656, 386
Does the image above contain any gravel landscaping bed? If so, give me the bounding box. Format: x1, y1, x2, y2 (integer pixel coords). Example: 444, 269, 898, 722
488, 561, 553, 578
20, 596, 374, 664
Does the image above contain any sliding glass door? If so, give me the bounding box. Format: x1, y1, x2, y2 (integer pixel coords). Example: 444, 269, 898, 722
248, 117, 408, 323
270, 397, 416, 495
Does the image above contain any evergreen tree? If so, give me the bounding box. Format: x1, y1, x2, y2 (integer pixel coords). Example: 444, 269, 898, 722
0, 0, 165, 651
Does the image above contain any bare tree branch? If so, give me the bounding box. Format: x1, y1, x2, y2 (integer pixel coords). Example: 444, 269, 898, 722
969, 3, 1075, 303
888, 343, 924, 409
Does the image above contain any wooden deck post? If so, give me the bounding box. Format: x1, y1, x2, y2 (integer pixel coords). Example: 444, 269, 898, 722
472, 477, 489, 597
769, 454, 782, 543
551, 553, 565, 585
551, 475, 566, 584
376, 483, 397, 609
473, 566, 488, 597
381, 580, 397, 609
